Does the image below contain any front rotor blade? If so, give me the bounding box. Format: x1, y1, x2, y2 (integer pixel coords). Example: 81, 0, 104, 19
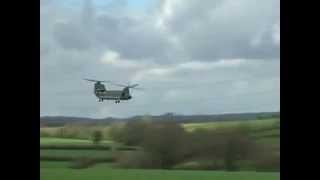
84, 79, 109, 83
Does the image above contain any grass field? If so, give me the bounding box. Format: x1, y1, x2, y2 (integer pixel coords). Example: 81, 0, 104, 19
41, 126, 111, 140
183, 118, 280, 150
253, 129, 280, 138
41, 118, 279, 140
183, 118, 279, 132
40, 118, 279, 180
40, 149, 114, 159
41, 161, 71, 168
41, 162, 279, 180
40, 137, 112, 145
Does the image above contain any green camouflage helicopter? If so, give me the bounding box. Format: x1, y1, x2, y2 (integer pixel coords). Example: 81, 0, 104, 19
84, 79, 142, 103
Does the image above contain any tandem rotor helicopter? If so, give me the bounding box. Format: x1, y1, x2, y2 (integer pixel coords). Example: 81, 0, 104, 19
84, 79, 142, 103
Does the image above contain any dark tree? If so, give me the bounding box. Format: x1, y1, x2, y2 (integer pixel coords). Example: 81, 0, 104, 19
92, 130, 103, 145
141, 121, 188, 169
122, 120, 149, 146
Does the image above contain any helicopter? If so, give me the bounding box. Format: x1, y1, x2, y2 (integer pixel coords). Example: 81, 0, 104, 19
84, 79, 142, 103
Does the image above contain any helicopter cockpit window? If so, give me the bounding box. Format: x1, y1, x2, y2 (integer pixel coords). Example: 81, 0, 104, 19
95, 84, 106, 92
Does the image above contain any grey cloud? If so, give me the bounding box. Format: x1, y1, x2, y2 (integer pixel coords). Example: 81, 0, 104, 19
159, 0, 279, 60
95, 16, 170, 60
40, 0, 52, 6
81, 0, 95, 26
49, 0, 171, 61
41, 0, 280, 118
53, 22, 93, 50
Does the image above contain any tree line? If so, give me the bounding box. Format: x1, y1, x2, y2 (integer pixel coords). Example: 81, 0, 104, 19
108, 120, 279, 171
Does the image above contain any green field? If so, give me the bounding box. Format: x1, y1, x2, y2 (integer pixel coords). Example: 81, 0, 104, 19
40, 149, 114, 159
41, 118, 279, 141
40, 119, 279, 180
41, 161, 71, 168
41, 126, 111, 140
41, 162, 279, 180
40, 137, 112, 145
253, 129, 280, 138
184, 118, 280, 150
183, 118, 279, 132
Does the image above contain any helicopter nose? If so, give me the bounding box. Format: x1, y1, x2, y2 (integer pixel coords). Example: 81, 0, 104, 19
128, 95, 132, 99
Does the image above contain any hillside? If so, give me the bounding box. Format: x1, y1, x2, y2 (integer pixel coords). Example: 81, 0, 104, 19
40, 112, 280, 127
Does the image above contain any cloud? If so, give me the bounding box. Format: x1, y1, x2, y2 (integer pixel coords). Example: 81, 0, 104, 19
156, 0, 280, 60
53, 21, 93, 50
100, 50, 155, 69
272, 22, 280, 46
131, 59, 248, 83
41, 0, 280, 118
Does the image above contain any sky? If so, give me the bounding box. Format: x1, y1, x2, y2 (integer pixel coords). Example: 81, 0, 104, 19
40, 0, 280, 118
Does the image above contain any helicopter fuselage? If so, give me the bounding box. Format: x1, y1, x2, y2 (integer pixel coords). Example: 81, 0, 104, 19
95, 90, 132, 100
94, 86, 132, 103
86, 80, 138, 103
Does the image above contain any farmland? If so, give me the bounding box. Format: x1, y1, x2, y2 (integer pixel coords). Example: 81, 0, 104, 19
41, 118, 279, 140
40, 137, 112, 145
40, 118, 279, 180
41, 149, 114, 159
41, 161, 279, 180
183, 118, 279, 131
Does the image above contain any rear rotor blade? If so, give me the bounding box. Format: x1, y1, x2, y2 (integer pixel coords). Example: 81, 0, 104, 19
128, 84, 139, 88
107, 81, 128, 87
131, 85, 144, 90
127, 84, 143, 90
132, 87, 144, 90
